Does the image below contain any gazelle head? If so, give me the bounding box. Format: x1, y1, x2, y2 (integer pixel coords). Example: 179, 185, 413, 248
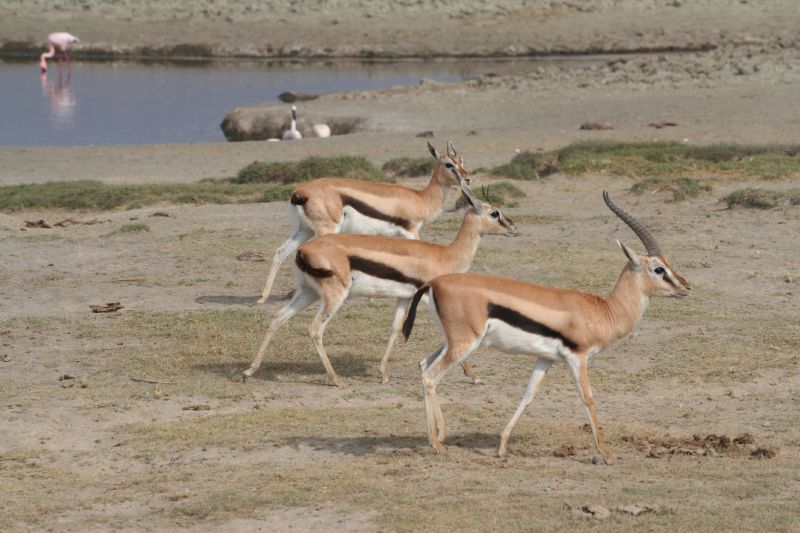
428, 140, 471, 187
603, 190, 690, 298
461, 185, 516, 236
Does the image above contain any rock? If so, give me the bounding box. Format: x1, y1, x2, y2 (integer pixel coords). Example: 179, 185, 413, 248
278, 91, 320, 103
574, 505, 610, 520
415, 130, 434, 138
220, 106, 363, 142
580, 122, 614, 130
90, 302, 124, 313
616, 504, 656, 516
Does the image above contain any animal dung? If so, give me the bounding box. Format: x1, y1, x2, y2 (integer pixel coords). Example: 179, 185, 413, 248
90, 302, 124, 313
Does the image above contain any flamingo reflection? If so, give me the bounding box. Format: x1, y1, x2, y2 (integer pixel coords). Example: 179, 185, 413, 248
40, 70, 76, 128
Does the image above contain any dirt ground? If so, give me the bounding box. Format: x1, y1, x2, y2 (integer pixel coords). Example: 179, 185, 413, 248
2, 1, 800, 532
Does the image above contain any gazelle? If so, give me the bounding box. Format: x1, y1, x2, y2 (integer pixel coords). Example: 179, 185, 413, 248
256, 141, 469, 305
402, 191, 690, 463
243, 186, 516, 386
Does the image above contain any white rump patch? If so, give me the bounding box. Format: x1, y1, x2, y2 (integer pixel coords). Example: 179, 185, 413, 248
339, 206, 415, 238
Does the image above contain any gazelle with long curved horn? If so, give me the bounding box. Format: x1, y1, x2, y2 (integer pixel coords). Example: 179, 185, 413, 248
256, 141, 470, 304
243, 185, 516, 386
402, 191, 690, 463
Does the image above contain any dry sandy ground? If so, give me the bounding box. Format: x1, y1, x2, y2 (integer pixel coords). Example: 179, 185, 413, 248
2, 1, 800, 531
1, 0, 798, 58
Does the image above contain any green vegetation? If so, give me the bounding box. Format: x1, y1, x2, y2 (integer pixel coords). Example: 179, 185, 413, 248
382, 157, 434, 178
233, 156, 389, 184
631, 176, 712, 201
0, 156, 391, 211
489, 141, 800, 189
0, 180, 268, 211
116, 223, 150, 233
469, 181, 527, 208
724, 188, 800, 209
490, 150, 559, 180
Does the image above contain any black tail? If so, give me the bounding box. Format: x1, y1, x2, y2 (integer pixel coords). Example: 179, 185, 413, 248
403, 285, 429, 340
295, 250, 334, 278
290, 191, 308, 206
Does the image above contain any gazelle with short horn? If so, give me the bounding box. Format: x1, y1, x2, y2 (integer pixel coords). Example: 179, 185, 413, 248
256, 141, 470, 304
243, 186, 516, 386
403, 191, 690, 463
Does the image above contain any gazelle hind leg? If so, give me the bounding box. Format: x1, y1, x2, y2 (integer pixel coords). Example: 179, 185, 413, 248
243, 287, 319, 378
460, 361, 481, 384
257, 229, 313, 305
421, 340, 480, 451
564, 352, 615, 464
309, 286, 348, 387
379, 298, 411, 384
497, 358, 552, 457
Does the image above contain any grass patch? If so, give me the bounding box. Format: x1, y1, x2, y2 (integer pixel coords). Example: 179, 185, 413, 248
0, 156, 392, 211
631, 176, 712, 201
490, 141, 800, 182
0, 180, 269, 211
454, 181, 527, 209
724, 188, 800, 209
116, 223, 150, 233
490, 151, 559, 180
233, 156, 390, 184
382, 157, 434, 178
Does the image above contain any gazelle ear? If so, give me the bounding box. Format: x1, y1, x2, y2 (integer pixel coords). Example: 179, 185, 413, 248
446, 140, 457, 156
618, 240, 642, 270
460, 179, 480, 211
427, 142, 439, 159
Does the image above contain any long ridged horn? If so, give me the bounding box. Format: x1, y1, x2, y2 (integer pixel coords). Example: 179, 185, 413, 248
446, 140, 457, 156
603, 190, 662, 256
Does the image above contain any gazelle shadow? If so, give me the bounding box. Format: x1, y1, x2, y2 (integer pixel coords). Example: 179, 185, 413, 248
284, 431, 502, 457
193, 353, 371, 382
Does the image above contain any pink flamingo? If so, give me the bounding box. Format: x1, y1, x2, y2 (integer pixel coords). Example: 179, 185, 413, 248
40, 32, 79, 73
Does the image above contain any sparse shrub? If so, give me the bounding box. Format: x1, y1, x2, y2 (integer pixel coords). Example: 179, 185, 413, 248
118, 223, 150, 233
455, 181, 526, 209
382, 157, 434, 178
724, 188, 800, 209
259, 185, 296, 203
631, 177, 712, 201
233, 156, 390, 184
490, 151, 558, 180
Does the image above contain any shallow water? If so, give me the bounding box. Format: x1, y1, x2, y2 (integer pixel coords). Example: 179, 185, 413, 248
0, 57, 608, 147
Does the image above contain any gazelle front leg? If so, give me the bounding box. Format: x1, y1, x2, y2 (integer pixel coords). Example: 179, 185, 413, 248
379, 298, 411, 384
564, 352, 615, 464
498, 358, 552, 457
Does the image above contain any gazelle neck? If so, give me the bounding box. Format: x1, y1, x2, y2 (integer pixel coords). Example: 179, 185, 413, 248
444, 211, 482, 273
418, 162, 451, 222
604, 266, 650, 343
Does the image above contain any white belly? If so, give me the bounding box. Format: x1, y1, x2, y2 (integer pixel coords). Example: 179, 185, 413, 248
482, 319, 567, 361
339, 206, 415, 238
349, 271, 419, 299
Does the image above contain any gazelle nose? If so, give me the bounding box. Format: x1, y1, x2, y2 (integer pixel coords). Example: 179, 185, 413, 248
463, 177, 471, 185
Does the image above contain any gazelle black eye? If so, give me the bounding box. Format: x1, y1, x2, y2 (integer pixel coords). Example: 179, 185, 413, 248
445, 162, 454, 169
654, 267, 665, 274
491, 211, 500, 218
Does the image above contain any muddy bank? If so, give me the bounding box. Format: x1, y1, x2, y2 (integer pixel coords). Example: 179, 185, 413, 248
2, 0, 797, 60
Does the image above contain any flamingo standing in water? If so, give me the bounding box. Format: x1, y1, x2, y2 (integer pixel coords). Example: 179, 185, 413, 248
40, 32, 79, 74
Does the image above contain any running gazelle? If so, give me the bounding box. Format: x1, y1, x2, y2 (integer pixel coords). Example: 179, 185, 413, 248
256, 141, 469, 304
243, 185, 516, 386
402, 191, 690, 463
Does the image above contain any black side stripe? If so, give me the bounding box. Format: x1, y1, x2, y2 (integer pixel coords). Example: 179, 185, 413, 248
341, 194, 413, 231
295, 251, 334, 278
348, 256, 424, 288
487, 303, 578, 350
